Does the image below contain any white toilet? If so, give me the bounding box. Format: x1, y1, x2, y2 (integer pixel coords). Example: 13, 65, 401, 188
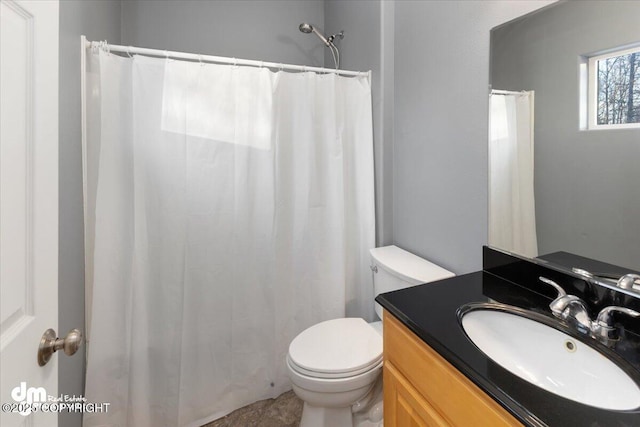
286, 245, 455, 427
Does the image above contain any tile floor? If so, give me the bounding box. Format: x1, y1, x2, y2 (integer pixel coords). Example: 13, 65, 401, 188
203, 391, 302, 427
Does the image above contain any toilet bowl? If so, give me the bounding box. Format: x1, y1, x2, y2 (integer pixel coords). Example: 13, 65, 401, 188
286, 318, 384, 427
287, 245, 455, 427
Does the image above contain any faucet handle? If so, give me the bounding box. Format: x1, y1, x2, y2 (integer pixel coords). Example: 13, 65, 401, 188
617, 274, 640, 290
596, 306, 640, 327
539, 276, 567, 298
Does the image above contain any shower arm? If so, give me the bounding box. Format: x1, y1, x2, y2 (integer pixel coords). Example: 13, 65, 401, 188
327, 31, 344, 45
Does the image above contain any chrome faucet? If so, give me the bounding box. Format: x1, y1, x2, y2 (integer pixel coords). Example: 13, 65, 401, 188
593, 306, 640, 342
571, 268, 640, 291
540, 277, 593, 334
617, 274, 640, 290
539, 276, 640, 345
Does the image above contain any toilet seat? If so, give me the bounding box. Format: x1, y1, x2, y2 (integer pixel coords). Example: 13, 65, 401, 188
288, 318, 383, 379
287, 354, 382, 379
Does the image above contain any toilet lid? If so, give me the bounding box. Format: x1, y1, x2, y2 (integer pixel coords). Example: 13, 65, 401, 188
288, 318, 383, 376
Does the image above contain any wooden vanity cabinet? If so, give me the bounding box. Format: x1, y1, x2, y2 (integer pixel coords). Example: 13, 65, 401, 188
383, 311, 523, 427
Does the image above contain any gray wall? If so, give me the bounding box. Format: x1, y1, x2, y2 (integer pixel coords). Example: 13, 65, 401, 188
59, 2, 121, 426
121, 0, 325, 67
324, 0, 394, 246
491, 1, 640, 270
392, 0, 552, 274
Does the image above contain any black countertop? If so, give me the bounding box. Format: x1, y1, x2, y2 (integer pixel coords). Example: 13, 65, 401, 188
375, 269, 640, 427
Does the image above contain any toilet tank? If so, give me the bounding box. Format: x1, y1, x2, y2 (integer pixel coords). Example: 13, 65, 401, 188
370, 245, 455, 320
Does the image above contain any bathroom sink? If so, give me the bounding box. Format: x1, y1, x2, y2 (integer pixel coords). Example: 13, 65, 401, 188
458, 303, 640, 411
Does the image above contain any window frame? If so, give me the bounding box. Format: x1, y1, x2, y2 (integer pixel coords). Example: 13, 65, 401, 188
587, 45, 640, 130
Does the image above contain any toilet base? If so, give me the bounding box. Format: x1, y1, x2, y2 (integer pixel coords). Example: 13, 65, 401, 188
296, 377, 383, 427
352, 377, 383, 427
300, 403, 354, 427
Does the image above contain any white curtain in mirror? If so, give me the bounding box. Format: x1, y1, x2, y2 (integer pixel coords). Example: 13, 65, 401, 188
489, 91, 538, 258
83, 51, 375, 427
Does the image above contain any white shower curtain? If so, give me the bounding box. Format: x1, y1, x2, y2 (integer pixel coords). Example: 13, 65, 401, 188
489, 91, 537, 258
83, 51, 375, 427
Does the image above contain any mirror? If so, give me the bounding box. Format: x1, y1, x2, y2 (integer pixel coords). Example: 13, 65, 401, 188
488, 1, 640, 277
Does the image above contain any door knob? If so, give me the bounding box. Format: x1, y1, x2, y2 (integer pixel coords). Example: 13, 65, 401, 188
38, 328, 83, 366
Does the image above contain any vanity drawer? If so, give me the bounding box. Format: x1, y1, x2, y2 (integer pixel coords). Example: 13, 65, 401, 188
383, 312, 522, 427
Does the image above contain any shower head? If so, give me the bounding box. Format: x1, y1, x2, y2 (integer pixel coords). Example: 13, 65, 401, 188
299, 23, 313, 34
298, 22, 329, 46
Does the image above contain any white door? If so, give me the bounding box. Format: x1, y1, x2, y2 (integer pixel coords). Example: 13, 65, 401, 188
1, 0, 59, 425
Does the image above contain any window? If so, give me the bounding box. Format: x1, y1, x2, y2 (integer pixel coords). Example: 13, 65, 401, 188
587, 45, 640, 129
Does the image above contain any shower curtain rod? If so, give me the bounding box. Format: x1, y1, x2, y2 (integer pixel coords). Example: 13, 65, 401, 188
84, 39, 370, 79
491, 89, 530, 96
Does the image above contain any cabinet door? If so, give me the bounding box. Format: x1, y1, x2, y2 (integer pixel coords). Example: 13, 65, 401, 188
383, 312, 522, 427
384, 361, 451, 427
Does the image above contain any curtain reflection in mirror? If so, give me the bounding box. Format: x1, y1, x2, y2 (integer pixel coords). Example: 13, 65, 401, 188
489, 91, 537, 258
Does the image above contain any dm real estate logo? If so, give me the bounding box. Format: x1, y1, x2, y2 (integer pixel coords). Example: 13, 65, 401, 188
4, 382, 110, 416
10, 382, 46, 415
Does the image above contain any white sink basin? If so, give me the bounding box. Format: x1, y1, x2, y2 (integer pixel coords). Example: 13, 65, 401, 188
460, 304, 640, 410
